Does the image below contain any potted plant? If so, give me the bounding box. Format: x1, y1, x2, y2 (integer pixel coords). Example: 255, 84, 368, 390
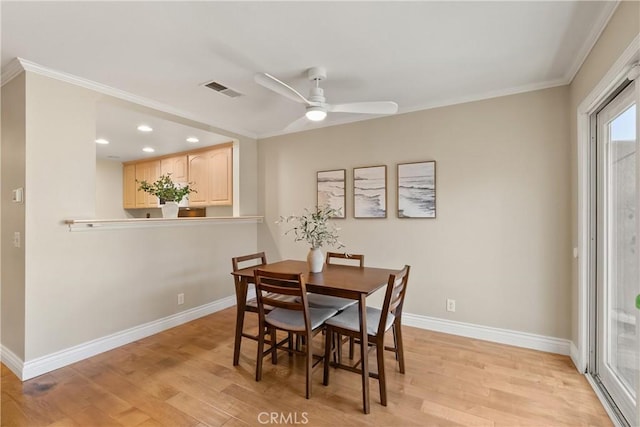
278, 205, 344, 273
137, 173, 196, 218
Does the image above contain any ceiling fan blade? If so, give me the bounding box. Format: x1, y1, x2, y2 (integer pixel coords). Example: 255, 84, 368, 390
327, 101, 398, 115
283, 115, 311, 132
254, 73, 312, 105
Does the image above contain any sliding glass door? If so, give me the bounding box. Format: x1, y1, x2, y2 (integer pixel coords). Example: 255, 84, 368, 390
593, 81, 638, 424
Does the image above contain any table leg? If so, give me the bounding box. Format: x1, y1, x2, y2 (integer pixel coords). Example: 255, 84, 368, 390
358, 294, 370, 414
233, 277, 249, 366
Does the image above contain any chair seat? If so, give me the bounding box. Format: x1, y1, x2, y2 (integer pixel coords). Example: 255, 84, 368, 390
325, 306, 395, 336
266, 307, 338, 332
247, 293, 297, 311
305, 294, 357, 311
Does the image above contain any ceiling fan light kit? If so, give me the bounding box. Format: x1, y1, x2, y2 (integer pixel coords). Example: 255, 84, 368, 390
255, 66, 398, 130
305, 106, 327, 121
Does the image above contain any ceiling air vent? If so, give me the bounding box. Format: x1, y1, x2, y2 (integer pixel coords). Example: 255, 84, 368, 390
203, 80, 243, 98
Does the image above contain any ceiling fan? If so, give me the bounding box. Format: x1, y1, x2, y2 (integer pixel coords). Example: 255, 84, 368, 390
254, 67, 398, 131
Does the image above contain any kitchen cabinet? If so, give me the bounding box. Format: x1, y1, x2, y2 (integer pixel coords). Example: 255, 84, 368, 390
122, 143, 232, 209
134, 160, 160, 208
188, 145, 232, 206
123, 163, 137, 209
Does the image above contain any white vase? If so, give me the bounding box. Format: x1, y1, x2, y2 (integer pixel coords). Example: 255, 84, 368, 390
307, 247, 324, 273
161, 201, 179, 218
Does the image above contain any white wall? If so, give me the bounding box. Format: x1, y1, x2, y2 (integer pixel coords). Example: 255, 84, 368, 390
259, 86, 571, 339
0, 72, 260, 363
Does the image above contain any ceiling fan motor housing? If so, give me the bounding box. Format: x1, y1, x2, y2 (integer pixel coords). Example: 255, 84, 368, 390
307, 66, 327, 82
308, 87, 326, 104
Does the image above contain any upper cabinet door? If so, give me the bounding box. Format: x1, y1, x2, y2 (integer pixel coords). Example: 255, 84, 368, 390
188, 152, 208, 206
161, 155, 188, 182
188, 145, 233, 207
123, 163, 137, 209
207, 146, 232, 206
135, 160, 160, 207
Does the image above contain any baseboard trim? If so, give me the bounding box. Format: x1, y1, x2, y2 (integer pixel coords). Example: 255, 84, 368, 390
0, 345, 24, 379
402, 313, 571, 355
570, 341, 584, 373
7, 297, 573, 381
16, 295, 236, 381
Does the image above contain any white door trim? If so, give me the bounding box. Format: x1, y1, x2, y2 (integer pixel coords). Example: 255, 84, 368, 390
576, 34, 640, 373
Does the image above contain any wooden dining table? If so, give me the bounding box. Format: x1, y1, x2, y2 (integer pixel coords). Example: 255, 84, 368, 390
231, 259, 398, 414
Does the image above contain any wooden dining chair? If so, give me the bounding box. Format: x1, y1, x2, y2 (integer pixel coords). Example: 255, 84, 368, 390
306, 252, 365, 360
322, 265, 410, 410
326, 252, 365, 267
232, 252, 295, 365
231, 252, 268, 365
254, 269, 337, 399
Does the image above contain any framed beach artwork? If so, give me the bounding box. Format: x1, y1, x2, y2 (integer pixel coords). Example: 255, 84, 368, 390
317, 169, 346, 218
397, 161, 436, 218
353, 165, 387, 218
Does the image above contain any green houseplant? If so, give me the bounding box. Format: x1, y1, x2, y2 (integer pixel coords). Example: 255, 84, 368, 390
278, 205, 344, 272
137, 173, 196, 218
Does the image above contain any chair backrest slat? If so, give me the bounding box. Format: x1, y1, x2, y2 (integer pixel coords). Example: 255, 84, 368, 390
377, 265, 410, 337
326, 252, 365, 267
232, 252, 267, 272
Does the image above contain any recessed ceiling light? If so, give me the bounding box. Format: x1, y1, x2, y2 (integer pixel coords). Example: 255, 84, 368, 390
137, 124, 153, 132
95, 138, 110, 145
142, 147, 155, 153
186, 137, 199, 143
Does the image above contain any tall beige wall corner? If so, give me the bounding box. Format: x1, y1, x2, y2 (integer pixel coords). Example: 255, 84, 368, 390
1, 72, 27, 360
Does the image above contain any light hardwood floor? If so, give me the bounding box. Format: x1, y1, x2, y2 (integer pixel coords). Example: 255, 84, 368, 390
1, 307, 611, 426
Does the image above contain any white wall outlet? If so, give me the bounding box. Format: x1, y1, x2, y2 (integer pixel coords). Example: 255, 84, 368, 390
446, 298, 456, 312
13, 232, 21, 248
177, 293, 184, 305
573, 247, 578, 258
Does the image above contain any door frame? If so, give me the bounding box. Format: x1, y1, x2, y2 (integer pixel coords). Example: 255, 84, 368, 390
577, 34, 640, 425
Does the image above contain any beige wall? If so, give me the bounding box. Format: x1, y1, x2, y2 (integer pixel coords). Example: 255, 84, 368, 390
0, 72, 259, 362
259, 86, 571, 339
569, 1, 640, 343
1, 73, 26, 359
96, 159, 128, 219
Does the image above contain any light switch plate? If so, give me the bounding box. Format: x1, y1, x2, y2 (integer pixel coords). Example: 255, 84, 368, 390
12, 188, 23, 203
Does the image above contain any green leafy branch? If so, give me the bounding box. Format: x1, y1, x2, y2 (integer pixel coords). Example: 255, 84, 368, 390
278, 205, 345, 250
137, 173, 196, 203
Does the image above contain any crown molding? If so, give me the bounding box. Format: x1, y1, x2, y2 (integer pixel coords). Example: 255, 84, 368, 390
0, 58, 26, 86
0, 57, 257, 139
396, 78, 568, 117
564, 1, 621, 84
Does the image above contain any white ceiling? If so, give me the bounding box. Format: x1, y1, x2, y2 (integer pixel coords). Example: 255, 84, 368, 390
1, 1, 617, 140
96, 101, 232, 162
